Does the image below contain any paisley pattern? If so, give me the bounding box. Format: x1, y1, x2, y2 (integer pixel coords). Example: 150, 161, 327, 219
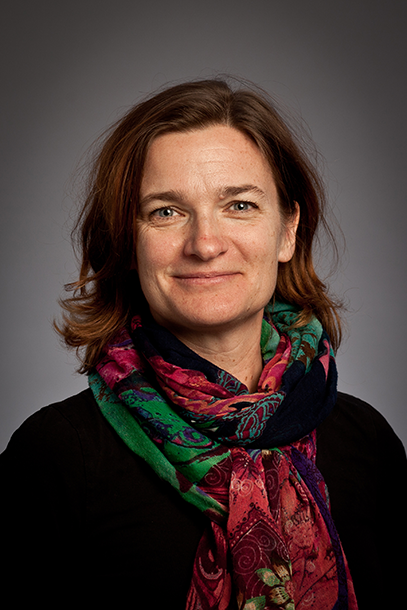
89, 302, 357, 609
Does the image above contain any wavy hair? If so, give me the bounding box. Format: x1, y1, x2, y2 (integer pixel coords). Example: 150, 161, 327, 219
57, 78, 342, 372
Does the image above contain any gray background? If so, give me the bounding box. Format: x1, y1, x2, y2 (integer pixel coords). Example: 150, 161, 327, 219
1, 0, 406, 451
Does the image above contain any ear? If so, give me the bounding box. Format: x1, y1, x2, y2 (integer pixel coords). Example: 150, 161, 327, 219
278, 202, 300, 263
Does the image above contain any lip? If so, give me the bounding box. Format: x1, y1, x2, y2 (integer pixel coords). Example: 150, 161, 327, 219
173, 271, 240, 284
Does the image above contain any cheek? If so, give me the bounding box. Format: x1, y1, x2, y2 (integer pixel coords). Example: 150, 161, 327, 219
135, 232, 158, 291
253, 232, 281, 288
254, 228, 281, 263
136, 230, 179, 282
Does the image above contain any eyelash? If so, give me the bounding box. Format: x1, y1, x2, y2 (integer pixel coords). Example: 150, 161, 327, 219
149, 200, 257, 219
151, 207, 177, 218
229, 200, 257, 211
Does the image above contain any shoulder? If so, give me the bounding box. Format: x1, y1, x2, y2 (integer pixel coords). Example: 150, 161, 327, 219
1, 388, 142, 512
316, 392, 407, 607
0, 388, 120, 510
0, 390, 99, 598
3, 387, 99, 440
317, 391, 406, 469
317, 390, 406, 498
0, 389, 103, 507
1, 388, 109, 464
332, 391, 402, 437
1, 388, 205, 604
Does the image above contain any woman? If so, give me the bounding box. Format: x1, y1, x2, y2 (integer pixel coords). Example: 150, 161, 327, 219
1, 80, 406, 609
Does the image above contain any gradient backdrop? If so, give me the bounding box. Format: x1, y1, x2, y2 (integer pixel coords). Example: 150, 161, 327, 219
1, 0, 406, 451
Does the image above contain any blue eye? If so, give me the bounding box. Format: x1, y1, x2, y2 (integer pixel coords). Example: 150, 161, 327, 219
155, 207, 175, 217
232, 201, 252, 211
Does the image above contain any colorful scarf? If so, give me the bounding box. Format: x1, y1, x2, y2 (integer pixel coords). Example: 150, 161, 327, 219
89, 302, 357, 609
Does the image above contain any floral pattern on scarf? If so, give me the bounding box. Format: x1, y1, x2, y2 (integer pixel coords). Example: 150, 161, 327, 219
89, 302, 357, 609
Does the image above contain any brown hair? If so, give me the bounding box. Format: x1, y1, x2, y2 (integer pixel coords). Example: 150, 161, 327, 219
57, 78, 342, 372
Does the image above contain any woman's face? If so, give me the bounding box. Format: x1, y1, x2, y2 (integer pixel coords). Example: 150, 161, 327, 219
136, 125, 298, 340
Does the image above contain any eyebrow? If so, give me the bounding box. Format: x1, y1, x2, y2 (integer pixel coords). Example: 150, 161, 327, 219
139, 189, 187, 207
139, 184, 267, 207
219, 185, 267, 199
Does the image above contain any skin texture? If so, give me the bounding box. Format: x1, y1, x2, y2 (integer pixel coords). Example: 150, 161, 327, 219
136, 125, 299, 390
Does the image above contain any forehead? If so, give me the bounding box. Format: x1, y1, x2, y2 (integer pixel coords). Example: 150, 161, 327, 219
141, 125, 275, 193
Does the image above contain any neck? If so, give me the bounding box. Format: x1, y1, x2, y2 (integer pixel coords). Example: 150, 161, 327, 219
166, 315, 264, 393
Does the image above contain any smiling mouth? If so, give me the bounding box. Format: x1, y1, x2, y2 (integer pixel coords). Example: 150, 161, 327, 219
174, 272, 239, 284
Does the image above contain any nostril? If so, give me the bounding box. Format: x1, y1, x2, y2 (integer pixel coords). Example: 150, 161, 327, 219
184, 233, 228, 260
183, 220, 228, 260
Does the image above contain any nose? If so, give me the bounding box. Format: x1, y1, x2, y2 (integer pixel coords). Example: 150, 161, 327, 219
183, 215, 228, 261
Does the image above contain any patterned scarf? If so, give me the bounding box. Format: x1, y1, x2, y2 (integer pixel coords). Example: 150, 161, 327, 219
89, 302, 357, 609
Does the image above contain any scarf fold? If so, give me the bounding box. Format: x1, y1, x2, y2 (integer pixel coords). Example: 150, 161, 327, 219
89, 302, 357, 609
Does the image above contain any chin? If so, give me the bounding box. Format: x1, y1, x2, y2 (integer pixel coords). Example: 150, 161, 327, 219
165, 303, 265, 335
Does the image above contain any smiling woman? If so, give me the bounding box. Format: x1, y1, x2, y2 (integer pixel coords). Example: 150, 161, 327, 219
136, 126, 299, 389
56, 79, 342, 374
1, 79, 406, 609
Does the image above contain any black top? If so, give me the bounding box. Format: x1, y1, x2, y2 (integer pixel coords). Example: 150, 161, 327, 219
1, 389, 406, 608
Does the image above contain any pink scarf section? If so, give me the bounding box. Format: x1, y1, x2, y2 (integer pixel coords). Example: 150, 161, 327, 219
186, 438, 357, 610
